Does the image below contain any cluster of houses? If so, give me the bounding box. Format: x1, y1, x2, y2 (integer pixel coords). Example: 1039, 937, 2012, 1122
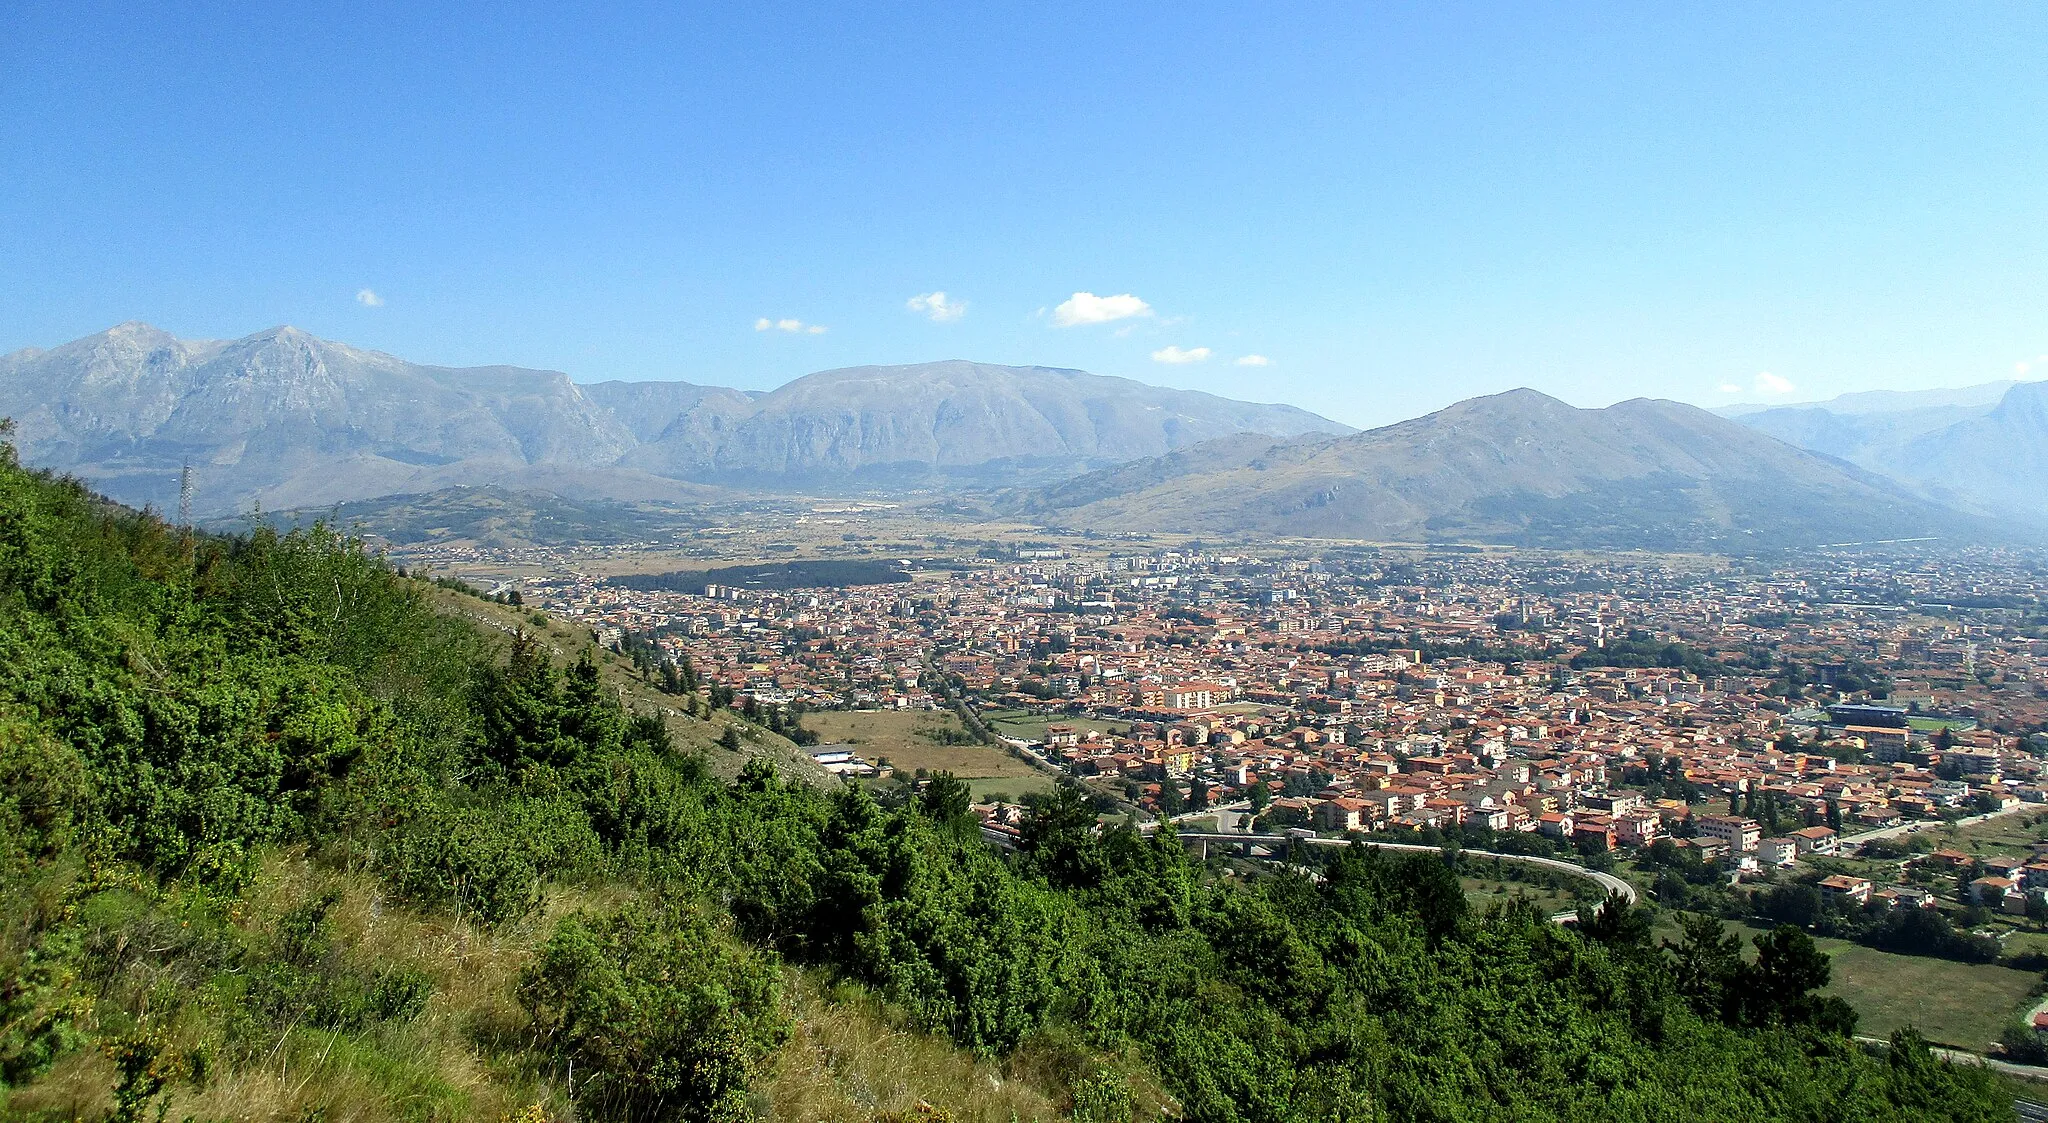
1033, 705, 2031, 852
491, 544, 2048, 862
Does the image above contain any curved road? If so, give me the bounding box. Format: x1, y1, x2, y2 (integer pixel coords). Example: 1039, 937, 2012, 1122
1173, 832, 1637, 905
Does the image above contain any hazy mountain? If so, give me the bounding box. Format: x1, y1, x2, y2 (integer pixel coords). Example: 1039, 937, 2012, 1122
1723, 380, 2048, 521
617, 360, 1354, 486
1715, 380, 2017, 417
580, 379, 761, 443
0, 323, 636, 514
0, 325, 1351, 513
1019, 389, 2004, 549
1733, 403, 1989, 467
1887, 381, 2048, 518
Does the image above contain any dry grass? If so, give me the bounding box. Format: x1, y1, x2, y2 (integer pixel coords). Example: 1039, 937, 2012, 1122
806, 711, 1047, 783
761, 974, 1179, 1123
761, 975, 1062, 1123
3, 853, 597, 1123
1930, 808, 2048, 856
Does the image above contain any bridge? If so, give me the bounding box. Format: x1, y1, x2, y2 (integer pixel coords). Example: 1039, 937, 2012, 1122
1171, 831, 1637, 906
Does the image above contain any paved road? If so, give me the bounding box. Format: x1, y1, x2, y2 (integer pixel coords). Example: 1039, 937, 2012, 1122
2025, 991, 2048, 1036
1855, 1035, 2048, 1082
1139, 801, 1255, 833
1173, 831, 1638, 905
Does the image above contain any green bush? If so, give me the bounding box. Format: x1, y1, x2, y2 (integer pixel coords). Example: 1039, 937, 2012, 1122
518, 904, 788, 1123
1069, 1069, 1132, 1123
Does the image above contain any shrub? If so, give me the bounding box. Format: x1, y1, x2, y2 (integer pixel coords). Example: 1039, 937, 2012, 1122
1070, 1069, 1133, 1123
518, 904, 788, 1123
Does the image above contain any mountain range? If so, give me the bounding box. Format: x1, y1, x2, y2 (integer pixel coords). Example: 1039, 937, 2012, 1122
0, 322, 2037, 551
1014, 389, 2009, 550
0, 323, 1350, 514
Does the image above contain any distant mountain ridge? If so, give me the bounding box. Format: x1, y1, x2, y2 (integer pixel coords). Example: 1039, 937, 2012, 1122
1715, 380, 2018, 418
1726, 379, 2048, 521
1016, 389, 2009, 550
0, 324, 1352, 513
613, 360, 1349, 486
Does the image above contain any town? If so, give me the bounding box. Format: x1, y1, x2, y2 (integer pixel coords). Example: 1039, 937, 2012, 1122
444, 540, 2045, 889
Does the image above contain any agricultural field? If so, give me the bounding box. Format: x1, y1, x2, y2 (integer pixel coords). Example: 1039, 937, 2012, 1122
1656, 916, 2046, 1052
805, 708, 1056, 801
1819, 935, 2042, 1051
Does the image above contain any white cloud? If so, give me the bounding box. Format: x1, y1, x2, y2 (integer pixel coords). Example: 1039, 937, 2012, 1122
1053, 291, 1151, 327
2017, 360, 2032, 376
907, 291, 967, 322
355, 288, 383, 308
1717, 383, 1744, 394
1753, 371, 1796, 396
1234, 354, 1271, 367
755, 317, 826, 334
1151, 345, 1211, 364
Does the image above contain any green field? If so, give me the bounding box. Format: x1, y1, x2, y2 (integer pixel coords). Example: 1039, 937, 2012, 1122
967, 773, 1057, 802
1821, 937, 2040, 1050
1462, 877, 1579, 917
1660, 918, 2045, 1051
1905, 716, 1978, 733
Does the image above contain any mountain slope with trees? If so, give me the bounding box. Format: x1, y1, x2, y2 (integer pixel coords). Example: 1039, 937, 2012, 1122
0, 425, 2014, 1122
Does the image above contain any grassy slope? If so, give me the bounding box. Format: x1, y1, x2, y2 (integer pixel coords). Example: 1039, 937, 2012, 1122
5, 854, 1077, 1123
0, 520, 1072, 1119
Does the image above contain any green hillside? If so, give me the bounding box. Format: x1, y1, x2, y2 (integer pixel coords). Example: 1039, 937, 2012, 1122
0, 426, 2015, 1122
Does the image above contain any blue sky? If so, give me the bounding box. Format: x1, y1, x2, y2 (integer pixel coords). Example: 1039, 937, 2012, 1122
3, 3, 2044, 428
